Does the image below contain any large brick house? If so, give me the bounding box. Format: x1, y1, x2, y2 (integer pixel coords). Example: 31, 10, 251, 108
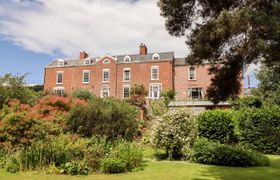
44, 43, 243, 101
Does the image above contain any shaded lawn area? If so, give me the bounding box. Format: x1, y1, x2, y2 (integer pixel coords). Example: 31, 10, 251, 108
1, 155, 279, 180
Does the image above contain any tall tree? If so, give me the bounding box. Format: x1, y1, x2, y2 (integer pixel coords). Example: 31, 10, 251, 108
158, 0, 280, 103
0, 74, 38, 108
253, 63, 280, 105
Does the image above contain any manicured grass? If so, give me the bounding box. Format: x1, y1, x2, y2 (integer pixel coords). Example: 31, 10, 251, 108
1, 155, 279, 180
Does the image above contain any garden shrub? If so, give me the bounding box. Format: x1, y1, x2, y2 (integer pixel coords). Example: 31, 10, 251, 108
153, 149, 168, 160
6, 156, 20, 173
72, 89, 94, 101
191, 138, 270, 167
151, 110, 197, 160
234, 105, 280, 154
160, 89, 176, 106
197, 110, 237, 144
60, 161, 90, 175
150, 99, 168, 116
67, 98, 139, 141
231, 96, 263, 110
0, 95, 85, 148
18, 134, 90, 171
84, 136, 112, 171
101, 158, 126, 174
110, 141, 143, 171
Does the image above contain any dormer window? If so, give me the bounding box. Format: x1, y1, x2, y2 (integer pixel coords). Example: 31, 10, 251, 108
152, 53, 160, 60
58, 59, 65, 66
84, 58, 91, 65
103, 59, 110, 64
124, 55, 131, 63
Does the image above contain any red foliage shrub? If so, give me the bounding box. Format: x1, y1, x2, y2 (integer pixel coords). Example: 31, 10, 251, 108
0, 95, 87, 148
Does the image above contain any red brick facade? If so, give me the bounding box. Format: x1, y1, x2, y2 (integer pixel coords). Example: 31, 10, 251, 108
44, 44, 243, 100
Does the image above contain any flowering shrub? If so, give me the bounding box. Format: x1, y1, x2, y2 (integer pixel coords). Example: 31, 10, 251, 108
150, 99, 168, 117
0, 95, 86, 147
151, 110, 197, 160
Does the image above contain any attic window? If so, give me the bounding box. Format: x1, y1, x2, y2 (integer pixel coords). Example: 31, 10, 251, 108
152, 53, 160, 60
84, 58, 91, 65
58, 59, 65, 66
103, 59, 110, 64
124, 55, 131, 62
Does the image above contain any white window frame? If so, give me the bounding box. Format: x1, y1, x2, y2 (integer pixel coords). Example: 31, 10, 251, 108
101, 85, 110, 98
187, 87, 203, 100
124, 55, 131, 63
188, 66, 196, 80
58, 59, 65, 66
151, 66, 159, 80
84, 58, 91, 65
102, 69, 110, 83
83, 70, 90, 84
152, 53, 160, 60
56, 71, 64, 84
53, 87, 65, 96
123, 85, 130, 99
103, 59, 110, 64
149, 83, 162, 100
123, 68, 131, 82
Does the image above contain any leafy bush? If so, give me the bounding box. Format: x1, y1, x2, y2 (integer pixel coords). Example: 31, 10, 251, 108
150, 99, 168, 116
153, 149, 168, 160
0, 74, 39, 109
72, 89, 94, 101
231, 96, 263, 110
110, 141, 143, 171
191, 138, 270, 167
234, 105, 280, 154
101, 158, 126, 174
6, 156, 20, 173
60, 161, 90, 175
197, 110, 237, 144
0, 95, 85, 148
67, 98, 139, 141
151, 110, 197, 160
160, 89, 176, 106
18, 134, 91, 171
85, 136, 112, 171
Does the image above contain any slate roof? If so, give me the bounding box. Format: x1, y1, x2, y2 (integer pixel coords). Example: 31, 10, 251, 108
116, 52, 174, 63
174, 58, 212, 66
46, 52, 175, 68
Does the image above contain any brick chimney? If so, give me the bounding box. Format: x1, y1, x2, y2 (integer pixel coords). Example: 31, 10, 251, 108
139, 43, 147, 56
80, 51, 88, 60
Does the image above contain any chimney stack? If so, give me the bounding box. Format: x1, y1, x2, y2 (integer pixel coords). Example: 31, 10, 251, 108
139, 43, 147, 56
80, 51, 88, 60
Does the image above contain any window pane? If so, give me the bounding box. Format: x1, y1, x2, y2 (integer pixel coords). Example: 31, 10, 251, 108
152, 67, 158, 80
83, 72, 89, 83
57, 73, 63, 83
188, 88, 202, 100
124, 70, 130, 81
102, 86, 109, 97
189, 66, 196, 80
103, 71, 109, 82
123, 86, 130, 98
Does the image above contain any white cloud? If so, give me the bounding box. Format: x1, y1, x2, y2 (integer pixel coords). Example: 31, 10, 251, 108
0, 0, 188, 58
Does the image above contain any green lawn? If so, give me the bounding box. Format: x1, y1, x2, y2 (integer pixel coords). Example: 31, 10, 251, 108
1, 155, 279, 180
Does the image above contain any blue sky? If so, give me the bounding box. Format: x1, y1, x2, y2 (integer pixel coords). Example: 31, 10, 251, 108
0, 39, 52, 84
0, 0, 258, 86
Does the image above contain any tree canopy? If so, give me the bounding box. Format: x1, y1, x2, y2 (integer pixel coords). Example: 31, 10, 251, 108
158, 0, 280, 102
253, 63, 280, 105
